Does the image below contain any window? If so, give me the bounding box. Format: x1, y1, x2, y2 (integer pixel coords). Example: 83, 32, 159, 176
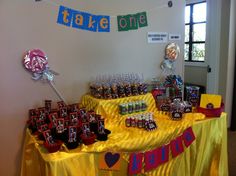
185, 1, 207, 62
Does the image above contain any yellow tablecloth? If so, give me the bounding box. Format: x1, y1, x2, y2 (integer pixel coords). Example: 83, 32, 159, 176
21, 94, 228, 176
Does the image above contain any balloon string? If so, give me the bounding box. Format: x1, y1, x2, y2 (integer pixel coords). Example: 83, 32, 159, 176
49, 81, 67, 105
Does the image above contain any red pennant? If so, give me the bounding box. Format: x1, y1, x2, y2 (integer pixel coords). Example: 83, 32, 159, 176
128, 153, 143, 175
144, 145, 169, 172
170, 136, 184, 158
144, 149, 158, 172
156, 144, 169, 165
182, 127, 196, 147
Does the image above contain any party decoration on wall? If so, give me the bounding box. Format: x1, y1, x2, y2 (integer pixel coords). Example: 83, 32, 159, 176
160, 43, 180, 75
99, 152, 121, 170
37, 0, 173, 33
117, 12, 148, 31
57, 5, 110, 32
23, 49, 67, 103
128, 127, 196, 173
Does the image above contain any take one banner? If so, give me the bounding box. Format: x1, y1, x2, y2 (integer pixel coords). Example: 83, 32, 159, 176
57, 5, 110, 32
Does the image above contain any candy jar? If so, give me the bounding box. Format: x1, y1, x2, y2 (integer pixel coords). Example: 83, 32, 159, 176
95, 83, 103, 99
135, 101, 141, 113
186, 86, 200, 107
103, 84, 112, 99
111, 83, 119, 99
125, 117, 131, 127
119, 103, 128, 115
152, 84, 166, 110
118, 83, 126, 98
137, 116, 143, 128
125, 83, 132, 97
131, 116, 136, 127
141, 83, 148, 94
128, 103, 134, 114
141, 101, 147, 111
131, 83, 139, 96
170, 99, 184, 120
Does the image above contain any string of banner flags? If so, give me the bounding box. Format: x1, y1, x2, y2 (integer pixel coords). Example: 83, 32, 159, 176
35, 0, 173, 32
97, 127, 196, 174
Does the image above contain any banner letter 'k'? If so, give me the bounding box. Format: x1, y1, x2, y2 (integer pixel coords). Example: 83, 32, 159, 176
88, 16, 96, 28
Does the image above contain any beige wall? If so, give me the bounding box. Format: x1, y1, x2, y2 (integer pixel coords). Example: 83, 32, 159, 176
0, 0, 184, 175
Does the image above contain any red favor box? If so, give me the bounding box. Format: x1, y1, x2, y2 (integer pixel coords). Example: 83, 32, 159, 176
197, 103, 224, 117
43, 140, 63, 153
80, 133, 96, 145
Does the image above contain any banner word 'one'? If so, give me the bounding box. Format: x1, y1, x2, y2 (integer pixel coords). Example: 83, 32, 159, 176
117, 12, 148, 31
57, 6, 110, 32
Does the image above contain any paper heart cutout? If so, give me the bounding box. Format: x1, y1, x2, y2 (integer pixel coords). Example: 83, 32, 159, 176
105, 152, 120, 168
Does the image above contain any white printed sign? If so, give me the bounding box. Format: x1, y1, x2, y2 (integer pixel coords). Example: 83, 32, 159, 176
147, 32, 168, 43
169, 34, 181, 41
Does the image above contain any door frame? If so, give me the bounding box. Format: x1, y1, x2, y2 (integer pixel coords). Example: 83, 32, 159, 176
205, 0, 221, 94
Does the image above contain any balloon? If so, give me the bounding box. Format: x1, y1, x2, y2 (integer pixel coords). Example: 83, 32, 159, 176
165, 43, 180, 61
160, 59, 173, 70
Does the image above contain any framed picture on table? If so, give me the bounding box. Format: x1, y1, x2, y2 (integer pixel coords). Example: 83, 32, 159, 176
43, 130, 55, 145
49, 112, 58, 128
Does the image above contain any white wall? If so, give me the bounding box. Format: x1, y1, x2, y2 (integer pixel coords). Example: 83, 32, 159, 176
0, 0, 185, 175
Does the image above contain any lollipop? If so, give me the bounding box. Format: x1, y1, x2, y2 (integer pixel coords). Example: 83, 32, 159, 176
23, 49, 67, 104
24, 49, 48, 73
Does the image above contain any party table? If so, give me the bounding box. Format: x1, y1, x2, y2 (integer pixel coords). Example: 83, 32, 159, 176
21, 94, 228, 176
